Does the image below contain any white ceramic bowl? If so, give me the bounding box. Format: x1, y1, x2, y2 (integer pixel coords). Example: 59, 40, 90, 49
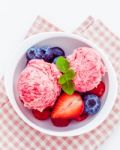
4, 32, 117, 137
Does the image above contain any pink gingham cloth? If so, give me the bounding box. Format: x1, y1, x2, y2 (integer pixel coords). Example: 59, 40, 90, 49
0, 16, 120, 150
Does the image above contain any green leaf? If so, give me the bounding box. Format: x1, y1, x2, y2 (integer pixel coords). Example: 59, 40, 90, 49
58, 74, 66, 84
65, 69, 75, 80
62, 80, 75, 95
58, 69, 75, 84
56, 56, 69, 73
56, 57, 75, 95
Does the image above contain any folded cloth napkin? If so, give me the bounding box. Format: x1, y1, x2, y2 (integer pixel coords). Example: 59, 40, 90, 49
0, 16, 120, 150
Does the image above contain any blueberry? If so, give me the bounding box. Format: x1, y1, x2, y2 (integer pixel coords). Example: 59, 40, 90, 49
40, 46, 51, 54
26, 46, 55, 63
83, 94, 101, 115
51, 47, 65, 57
26, 46, 42, 60
52, 57, 59, 64
40, 46, 54, 62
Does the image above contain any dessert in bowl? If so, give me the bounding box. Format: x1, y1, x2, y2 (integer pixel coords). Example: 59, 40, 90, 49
4, 32, 117, 136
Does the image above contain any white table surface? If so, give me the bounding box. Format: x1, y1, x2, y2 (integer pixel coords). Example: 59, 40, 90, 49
0, 0, 120, 149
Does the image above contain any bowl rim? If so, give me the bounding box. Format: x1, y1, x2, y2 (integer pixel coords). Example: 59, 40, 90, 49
4, 32, 118, 137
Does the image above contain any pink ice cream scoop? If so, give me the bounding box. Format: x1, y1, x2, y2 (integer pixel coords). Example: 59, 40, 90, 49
67, 47, 105, 92
17, 59, 61, 112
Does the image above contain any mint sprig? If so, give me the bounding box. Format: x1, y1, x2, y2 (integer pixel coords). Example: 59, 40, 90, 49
62, 80, 75, 95
58, 69, 75, 84
56, 56, 75, 95
56, 56, 69, 73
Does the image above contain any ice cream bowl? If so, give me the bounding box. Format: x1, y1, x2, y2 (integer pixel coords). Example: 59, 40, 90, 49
4, 32, 117, 137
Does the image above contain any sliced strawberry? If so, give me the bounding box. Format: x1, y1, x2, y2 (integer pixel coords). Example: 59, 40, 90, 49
74, 112, 88, 121
90, 81, 105, 97
51, 93, 84, 119
32, 108, 51, 120
51, 118, 70, 127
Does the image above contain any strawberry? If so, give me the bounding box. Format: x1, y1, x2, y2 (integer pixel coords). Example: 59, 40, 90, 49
89, 81, 105, 97
74, 111, 88, 121
32, 108, 51, 120
51, 93, 84, 119
51, 118, 70, 127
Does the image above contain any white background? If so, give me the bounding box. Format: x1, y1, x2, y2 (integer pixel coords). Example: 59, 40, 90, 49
0, 0, 120, 149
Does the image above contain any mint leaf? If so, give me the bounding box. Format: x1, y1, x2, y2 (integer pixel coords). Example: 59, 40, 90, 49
58, 74, 66, 84
62, 80, 75, 95
65, 69, 75, 80
56, 56, 69, 73
56, 57, 75, 95
58, 69, 75, 84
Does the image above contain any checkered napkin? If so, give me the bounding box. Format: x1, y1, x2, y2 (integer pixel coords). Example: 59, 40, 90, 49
0, 16, 120, 150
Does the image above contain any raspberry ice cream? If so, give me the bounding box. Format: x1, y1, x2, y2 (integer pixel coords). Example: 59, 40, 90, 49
67, 47, 105, 92
17, 59, 61, 112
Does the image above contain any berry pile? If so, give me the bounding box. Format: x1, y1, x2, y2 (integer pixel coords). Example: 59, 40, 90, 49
31, 81, 105, 127
26, 46, 65, 63
25, 46, 105, 127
